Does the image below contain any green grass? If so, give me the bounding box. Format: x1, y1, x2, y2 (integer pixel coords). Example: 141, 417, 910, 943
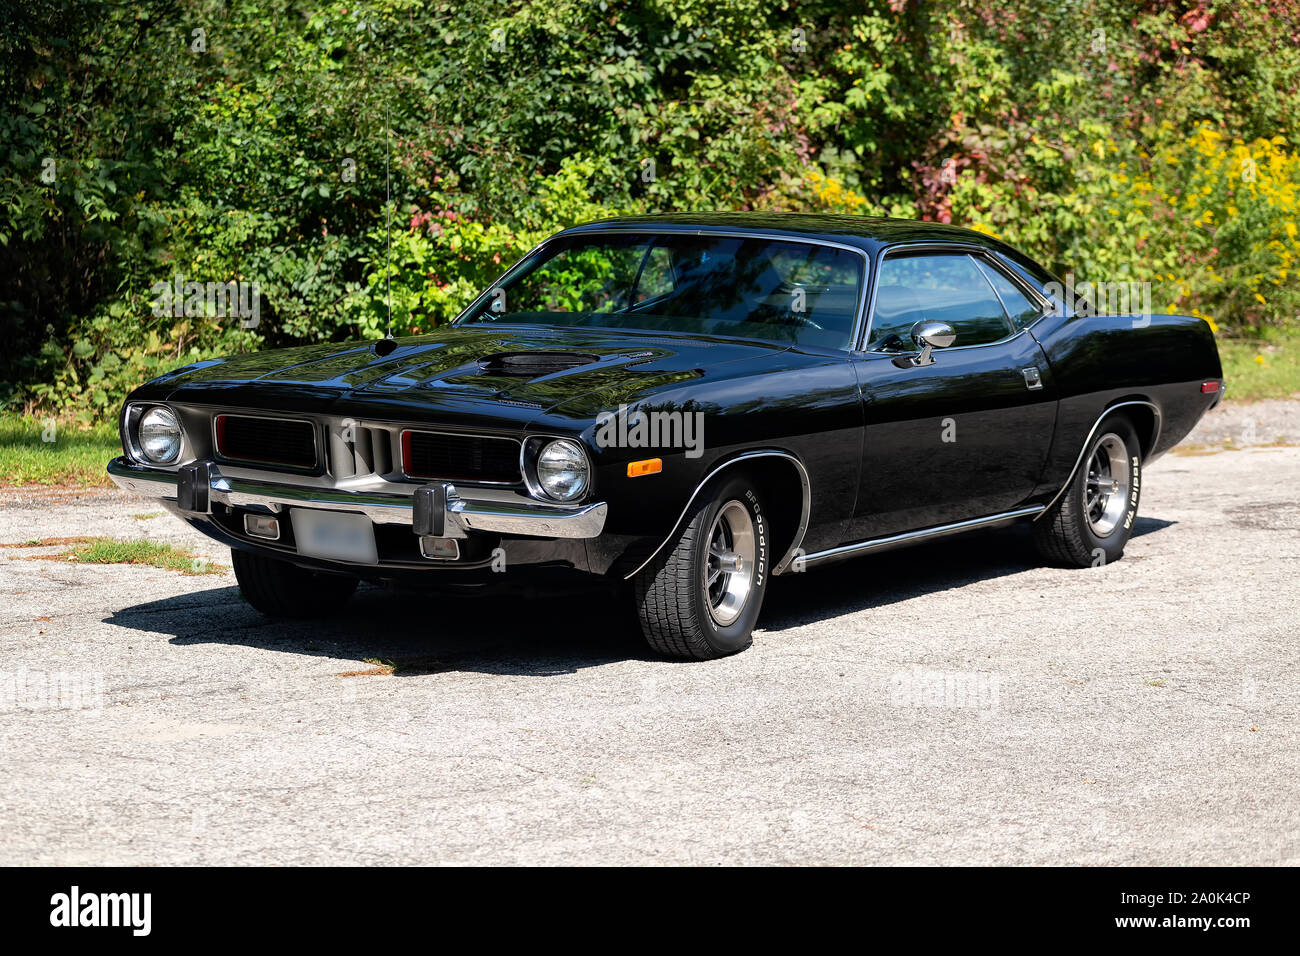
1217, 333, 1300, 402
341, 655, 452, 677
57, 537, 225, 575
0, 414, 120, 488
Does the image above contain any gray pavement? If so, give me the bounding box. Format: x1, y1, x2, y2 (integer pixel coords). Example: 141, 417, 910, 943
1, 423, 1297, 864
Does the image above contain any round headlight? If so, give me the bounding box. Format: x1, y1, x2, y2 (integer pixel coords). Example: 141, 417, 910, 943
535, 439, 589, 501
138, 406, 182, 464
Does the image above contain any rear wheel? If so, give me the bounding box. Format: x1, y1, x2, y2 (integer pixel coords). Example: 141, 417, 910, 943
633, 476, 769, 659
231, 548, 358, 618
1033, 416, 1142, 567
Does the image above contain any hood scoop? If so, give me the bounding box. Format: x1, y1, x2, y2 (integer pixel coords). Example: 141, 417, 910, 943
477, 351, 601, 378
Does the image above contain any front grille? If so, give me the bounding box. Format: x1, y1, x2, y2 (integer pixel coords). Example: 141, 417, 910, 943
401, 430, 520, 483
215, 414, 317, 469
329, 423, 393, 479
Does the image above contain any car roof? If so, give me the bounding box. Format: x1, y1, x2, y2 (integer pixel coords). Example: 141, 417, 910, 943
559, 212, 1011, 254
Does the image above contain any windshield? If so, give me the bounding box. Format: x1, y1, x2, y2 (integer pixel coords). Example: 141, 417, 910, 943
457, 232, 866, 350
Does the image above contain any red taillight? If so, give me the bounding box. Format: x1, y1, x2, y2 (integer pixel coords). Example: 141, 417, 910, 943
1201, 381, 1220, 393
400, 429, 413, 473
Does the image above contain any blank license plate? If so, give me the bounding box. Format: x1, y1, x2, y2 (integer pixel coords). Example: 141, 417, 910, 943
291, 509, 378, 565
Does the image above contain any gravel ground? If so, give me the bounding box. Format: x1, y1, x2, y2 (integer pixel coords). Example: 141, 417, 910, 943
1185, 397, 1300, 446
0, 423, 1297, 865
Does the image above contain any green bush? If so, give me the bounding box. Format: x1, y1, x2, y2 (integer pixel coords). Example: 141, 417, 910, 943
3, 0, 1299, 419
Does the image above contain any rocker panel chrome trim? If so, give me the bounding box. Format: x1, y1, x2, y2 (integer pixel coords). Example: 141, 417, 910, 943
798, 505, 1046, 569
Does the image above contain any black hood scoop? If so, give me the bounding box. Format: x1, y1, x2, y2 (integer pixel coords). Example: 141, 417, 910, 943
477, 351, 601, 378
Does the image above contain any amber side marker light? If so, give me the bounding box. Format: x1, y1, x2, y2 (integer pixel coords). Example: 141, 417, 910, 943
1201, 381, 1221, 393
627, 458, 663, 478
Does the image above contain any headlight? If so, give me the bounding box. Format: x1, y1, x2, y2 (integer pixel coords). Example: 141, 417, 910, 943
535, 439, 589, 501
137, 406, 182, 463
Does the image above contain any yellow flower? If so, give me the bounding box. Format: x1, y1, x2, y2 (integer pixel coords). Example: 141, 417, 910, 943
1254, 293, 1267, 305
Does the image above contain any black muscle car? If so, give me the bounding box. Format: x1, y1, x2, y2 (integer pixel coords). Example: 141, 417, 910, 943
108, 214, 1224, 659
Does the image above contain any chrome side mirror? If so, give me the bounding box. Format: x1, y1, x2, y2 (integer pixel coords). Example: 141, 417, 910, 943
909, 320, 956, 366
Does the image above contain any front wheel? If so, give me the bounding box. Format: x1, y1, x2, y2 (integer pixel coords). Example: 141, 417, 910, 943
231, 548, 359, 618
633, 476, 769, 659
1033, 416, 1142, 567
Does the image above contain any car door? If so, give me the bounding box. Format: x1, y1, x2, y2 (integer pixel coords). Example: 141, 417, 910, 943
848, 248, 1058, 541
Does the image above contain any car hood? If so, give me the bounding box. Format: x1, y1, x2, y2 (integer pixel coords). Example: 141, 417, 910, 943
147, 325, 788, 425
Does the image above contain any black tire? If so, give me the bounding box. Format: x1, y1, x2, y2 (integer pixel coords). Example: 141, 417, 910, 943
1033, 415, 1142, 568
633, 476, 769, 660
231, 548, 359, 618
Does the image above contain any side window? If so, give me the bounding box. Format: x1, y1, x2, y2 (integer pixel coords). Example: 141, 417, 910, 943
975, 258, 1043, 330
868, 253, 1015, 350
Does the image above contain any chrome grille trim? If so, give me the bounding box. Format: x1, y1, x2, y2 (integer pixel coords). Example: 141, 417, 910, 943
329, 421, 396, 480
173, 403, 528, 488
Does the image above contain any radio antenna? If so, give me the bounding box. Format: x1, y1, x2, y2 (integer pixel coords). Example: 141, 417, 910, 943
383, 100, 393, 341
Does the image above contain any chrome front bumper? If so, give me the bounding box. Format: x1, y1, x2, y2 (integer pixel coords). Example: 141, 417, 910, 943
107, 457, 608, 539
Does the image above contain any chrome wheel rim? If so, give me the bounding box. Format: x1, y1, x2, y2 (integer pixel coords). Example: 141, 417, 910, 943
1085, 433, 1130, 537
705, 500, 756, 627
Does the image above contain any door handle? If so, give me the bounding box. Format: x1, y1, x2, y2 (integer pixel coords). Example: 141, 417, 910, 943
1021, 366, 1043, 390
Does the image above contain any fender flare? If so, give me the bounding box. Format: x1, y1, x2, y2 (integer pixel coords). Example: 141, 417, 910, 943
1035, 399, 1161, 519
622, 449, 811, 580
